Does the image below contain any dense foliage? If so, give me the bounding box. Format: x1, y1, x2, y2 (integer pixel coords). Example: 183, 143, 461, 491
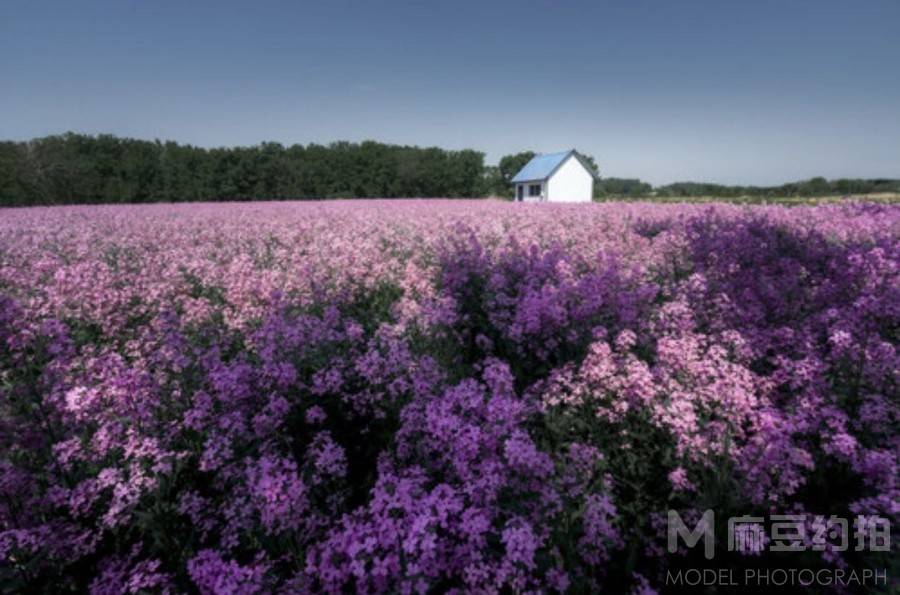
2, 134, 896, 205
654, 177, 900, 199
0, 200, 897, 593
0, 134, 486, 205
594, 177, 654, 198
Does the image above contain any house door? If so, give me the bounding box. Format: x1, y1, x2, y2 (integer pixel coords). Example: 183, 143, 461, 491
517, 185, 523, 201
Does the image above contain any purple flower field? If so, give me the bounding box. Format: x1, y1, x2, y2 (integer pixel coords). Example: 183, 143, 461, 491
0, 200, 897, 593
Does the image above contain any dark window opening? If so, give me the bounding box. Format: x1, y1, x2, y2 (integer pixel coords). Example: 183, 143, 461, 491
528, 184, 541, 196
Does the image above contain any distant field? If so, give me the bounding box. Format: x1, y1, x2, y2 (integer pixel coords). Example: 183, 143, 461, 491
1, 200, 897, 592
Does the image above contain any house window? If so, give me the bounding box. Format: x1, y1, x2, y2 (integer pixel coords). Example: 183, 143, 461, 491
528, 184, 541, 197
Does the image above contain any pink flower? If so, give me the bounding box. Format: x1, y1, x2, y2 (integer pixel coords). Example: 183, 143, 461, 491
668, 467, 695, 492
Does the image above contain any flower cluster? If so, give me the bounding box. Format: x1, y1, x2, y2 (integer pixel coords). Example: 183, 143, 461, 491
0, 200, 897, 593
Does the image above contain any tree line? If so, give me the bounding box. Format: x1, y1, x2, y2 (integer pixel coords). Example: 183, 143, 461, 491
650, 177, 900, 198
0, 134, 485, 205
593, 176, 900, 199
0, 133, 896, 205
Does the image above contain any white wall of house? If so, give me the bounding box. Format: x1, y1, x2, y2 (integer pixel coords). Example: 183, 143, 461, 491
546, 155, 593, 202
515, 181, 545, 202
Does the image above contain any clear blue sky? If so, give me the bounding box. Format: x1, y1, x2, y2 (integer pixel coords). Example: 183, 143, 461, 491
2, 0, 898, 185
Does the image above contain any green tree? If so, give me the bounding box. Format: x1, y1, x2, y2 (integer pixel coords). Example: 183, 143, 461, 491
574, 150, 600, 178
494, 151, 536, 199
498, 151, 535, 185
595, 177, 652, 199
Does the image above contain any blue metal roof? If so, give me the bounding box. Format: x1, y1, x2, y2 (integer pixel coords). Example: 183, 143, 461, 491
510, 150, 574, 183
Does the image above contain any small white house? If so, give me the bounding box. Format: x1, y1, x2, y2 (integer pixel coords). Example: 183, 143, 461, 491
511, 150, 596, 203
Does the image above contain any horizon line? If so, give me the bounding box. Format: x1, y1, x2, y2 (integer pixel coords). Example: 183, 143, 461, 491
4, 130, 898, 188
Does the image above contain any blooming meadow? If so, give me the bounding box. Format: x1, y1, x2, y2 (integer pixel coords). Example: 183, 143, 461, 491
0, 200, 897, 593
